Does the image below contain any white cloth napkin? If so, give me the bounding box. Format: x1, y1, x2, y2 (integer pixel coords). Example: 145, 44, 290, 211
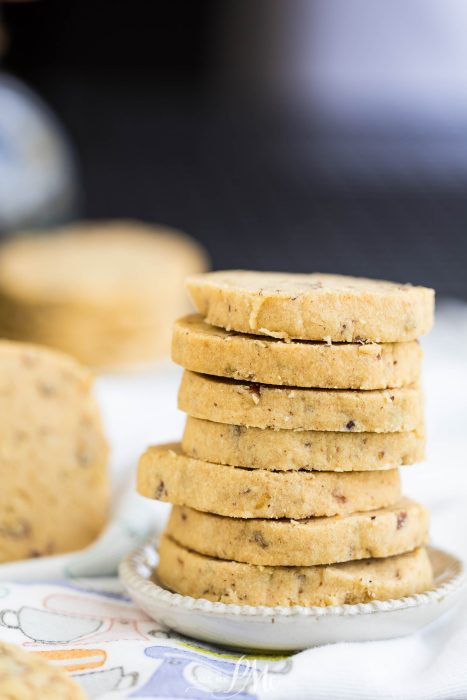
0, 302, 466, 700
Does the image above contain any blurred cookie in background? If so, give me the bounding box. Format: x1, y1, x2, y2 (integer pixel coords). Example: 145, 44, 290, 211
0, 220, 208, 369
0, 340, 109, 564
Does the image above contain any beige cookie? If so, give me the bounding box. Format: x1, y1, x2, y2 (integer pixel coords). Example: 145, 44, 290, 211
166, 498, 429, 566
0, 220, 207, 368
137, 443, 401, 518
182, 417, 425, 471
172, 315, 422, 389
0, 220, 207, 305
157, 536, 433, 606
178, 370, 423, 432
187, 270, 434, 342
0, 340, 109, 564
0, 300, 183, 370
0, 641, 86, 699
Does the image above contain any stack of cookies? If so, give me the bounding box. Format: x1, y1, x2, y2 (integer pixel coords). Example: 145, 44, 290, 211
138, 271, 435, 607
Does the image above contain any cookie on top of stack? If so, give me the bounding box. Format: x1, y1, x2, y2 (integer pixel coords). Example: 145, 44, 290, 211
137, 271, 435, 607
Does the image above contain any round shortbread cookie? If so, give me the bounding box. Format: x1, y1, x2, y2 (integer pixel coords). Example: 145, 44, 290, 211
178, 370, 423, 432
0, 299, 186, 370
187, 270, 434, 343
0, 220, 207, 305
172, 315, 422, 390
166, 498, 429, 566
0, 221, 207, 368
0, 641, 86, 699
0, 340, 109, 564
182, 417, 425, 471
157, 537, 433, 606
137, 443, 401, 518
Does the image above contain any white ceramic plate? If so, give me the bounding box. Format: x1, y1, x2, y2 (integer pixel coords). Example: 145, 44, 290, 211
119, 543, 466, 651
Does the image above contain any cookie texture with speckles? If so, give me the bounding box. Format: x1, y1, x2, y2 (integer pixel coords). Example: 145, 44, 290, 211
0, 340, 109, 564
182, 417, 425, 471
166, 498, 429, 566
187, 270, 434, 342
172, 316, 422, 390
157, 537, 433, 606
178, 370, 423, 432
0, 220, 207, 369
137, 443, 401, 518
0, 641, 86, 699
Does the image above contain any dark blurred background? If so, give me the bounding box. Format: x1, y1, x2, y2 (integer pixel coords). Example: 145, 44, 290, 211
2, 0, 467, 296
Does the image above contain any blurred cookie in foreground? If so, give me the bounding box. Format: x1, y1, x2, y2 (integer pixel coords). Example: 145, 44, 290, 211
0, 340, 109, 563
0, 641, 86, 699
0, 220, 208, 369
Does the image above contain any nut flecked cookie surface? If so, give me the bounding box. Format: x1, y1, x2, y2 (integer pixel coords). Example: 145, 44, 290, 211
0, 340, 109, 563
187, 271, 434, 342
166, 499, 429, 566
137, 443, 401, 518
179, 370, 424, 432
182, 417, 425, 471
0, 641, 86, 700
172, 315, 422, 390
157, 536, 433, 606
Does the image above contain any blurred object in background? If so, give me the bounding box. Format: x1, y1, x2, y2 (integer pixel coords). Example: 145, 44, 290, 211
0, 9, 78, 233
2, 1, 467, 297
218, 0, 467, 126
0, 220, 208, 370
217, 0, 467, 186
0, 74, 78, 232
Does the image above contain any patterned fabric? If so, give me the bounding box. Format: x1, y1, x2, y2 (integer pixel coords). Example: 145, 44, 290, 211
0, 580, 293, 698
